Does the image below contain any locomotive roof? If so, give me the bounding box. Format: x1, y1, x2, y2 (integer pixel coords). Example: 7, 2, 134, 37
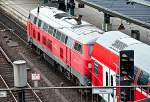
30, 6, 103, 44
96, 31, 150, 73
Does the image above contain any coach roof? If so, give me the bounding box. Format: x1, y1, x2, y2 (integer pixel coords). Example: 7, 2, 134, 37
30, 6, 103, 44
96, 31, 150, 73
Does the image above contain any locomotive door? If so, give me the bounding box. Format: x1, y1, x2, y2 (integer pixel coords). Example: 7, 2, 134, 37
66, 37, 74, 67
66, 47, 71, 66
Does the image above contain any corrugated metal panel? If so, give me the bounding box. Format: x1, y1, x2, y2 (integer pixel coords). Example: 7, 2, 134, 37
82, 0, 150, 29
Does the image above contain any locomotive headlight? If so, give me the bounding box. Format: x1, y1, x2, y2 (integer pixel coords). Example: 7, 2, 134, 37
88, 63, 92, 69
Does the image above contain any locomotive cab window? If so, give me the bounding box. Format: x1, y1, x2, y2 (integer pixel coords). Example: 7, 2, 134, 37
94, 61, 98, 75
74, 42, 82, 53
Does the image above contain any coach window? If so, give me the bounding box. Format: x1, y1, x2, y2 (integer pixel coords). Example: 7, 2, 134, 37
74, 42, 82, 53
38, 19, 42, 28
94, 61, 98, 75
33, 16, 37, 24
111, 75, 113, 86
106, 72, 108, 86
66, 37, 74, 48
56, 31, 61, 40
60, 34, 66, 43
48, 26, 53, 35
43, 23, 48, 32
137, 71, 149, 86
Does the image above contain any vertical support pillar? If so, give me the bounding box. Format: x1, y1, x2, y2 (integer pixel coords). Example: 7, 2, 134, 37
18, 89, 25, 102
68, 0, 75, 16
58, 0, 66, 12
44, 0, 48, 4
103, 13, 111, 31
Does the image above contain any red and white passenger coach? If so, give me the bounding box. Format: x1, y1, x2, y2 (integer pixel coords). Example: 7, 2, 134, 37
91, 31, 150, 101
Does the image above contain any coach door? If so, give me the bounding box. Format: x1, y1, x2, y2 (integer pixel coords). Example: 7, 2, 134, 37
103, 67, 116, 102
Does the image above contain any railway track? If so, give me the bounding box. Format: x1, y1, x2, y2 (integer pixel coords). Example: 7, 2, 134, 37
0, 6, 91, 102
0, 47, 44, 102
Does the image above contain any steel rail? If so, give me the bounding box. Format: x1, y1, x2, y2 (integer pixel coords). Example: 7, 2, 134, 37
27, 83, 43, 102
0, 47, 43, 102
0, 47, 17, 101
0, 75, 17, 102
0, 0, 27, 25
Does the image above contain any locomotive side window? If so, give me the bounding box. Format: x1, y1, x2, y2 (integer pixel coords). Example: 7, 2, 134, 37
53, 29, 57, 38
56, 31, 61, 40
33, 16, 37, 24
43, 23, 48, 32
38, 19, 42, 27
60, 34, 66, 43
74, 42, 82, 53
48, 26, 53, 35
137, 70, 149, 86
65, 36, 68, 44
94, 61, 98, 75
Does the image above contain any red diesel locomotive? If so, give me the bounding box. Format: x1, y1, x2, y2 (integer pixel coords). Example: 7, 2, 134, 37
27, 6, 150, 101
27, 6, 103, 86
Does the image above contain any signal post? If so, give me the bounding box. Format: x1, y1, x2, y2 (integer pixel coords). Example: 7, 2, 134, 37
119, 50, 134, 102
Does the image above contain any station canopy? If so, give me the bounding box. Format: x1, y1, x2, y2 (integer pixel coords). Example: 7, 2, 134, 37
81, 0, 150, 29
